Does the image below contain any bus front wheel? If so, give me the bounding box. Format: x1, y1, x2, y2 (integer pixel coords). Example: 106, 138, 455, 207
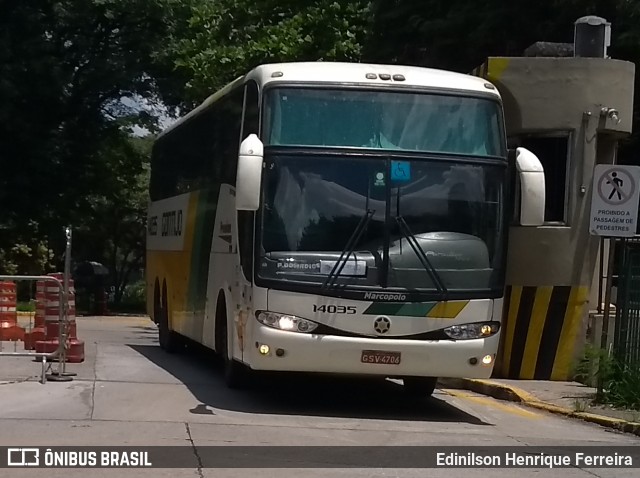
402, 377, 437, 398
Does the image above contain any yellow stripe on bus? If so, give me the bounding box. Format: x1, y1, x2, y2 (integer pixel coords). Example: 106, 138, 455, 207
426, 301, 469, 318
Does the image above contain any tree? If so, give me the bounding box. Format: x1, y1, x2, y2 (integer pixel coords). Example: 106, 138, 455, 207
366, 1, 624, 71
0, 1, 178, 275
72, 135, 152, 303
167, 0, 373, 104
364, 0, 640, 163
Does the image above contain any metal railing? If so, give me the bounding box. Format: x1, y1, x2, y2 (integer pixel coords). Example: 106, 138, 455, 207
0, 227, 76, 383
614, 238, 640, 366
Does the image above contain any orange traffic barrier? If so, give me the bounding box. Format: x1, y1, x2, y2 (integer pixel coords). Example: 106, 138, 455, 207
34, 273, 85, 362
0, 281, 25, 341
24, 282, 47, 349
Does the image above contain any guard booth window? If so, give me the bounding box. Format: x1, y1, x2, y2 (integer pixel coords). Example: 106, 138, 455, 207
518, 134, 570, 223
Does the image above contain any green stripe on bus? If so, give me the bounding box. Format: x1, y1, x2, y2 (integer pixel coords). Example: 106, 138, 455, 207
188, 187, 219, 311
397, 303, 437, 317
363, 302, 436, 317
363, 303, 405, 315
363, 301, 469, 317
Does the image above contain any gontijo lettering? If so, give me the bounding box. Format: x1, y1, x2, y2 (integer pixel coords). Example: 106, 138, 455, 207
148, 209, 183, 238
148, 215, 158, 235
161, 210, 183, 237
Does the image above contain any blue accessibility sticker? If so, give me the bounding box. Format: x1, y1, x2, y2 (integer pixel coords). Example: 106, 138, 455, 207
391, 161, 411, 181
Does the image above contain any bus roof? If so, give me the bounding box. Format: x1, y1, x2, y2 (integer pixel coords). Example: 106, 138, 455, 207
157, 61, 500, 140
246, 61, 499, 95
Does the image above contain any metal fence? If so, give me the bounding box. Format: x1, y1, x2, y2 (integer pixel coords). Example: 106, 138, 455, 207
0, 227, 76, 383
613, 238, 640, 365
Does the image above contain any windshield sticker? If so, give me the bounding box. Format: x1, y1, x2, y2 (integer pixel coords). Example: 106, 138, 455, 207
391, 161, 411, 181
374, 172, 385, 187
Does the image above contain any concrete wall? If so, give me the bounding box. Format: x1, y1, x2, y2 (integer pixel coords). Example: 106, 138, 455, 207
473, 57, 635, 380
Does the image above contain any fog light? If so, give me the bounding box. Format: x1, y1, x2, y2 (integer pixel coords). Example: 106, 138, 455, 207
276, 348, 285, 357
469, 357, 478, 365
259, 344, 270, 355
482, 354, 493, 365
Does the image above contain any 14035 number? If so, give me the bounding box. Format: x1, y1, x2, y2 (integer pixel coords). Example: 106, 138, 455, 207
313, 304, 357, 314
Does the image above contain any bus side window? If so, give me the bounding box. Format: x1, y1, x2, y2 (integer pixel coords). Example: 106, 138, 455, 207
149, 141, 175, 201
214, 87, 244, 185
238, 81, 259, 281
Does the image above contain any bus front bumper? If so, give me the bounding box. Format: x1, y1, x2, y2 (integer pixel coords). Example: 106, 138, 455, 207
245, 324, 500, 378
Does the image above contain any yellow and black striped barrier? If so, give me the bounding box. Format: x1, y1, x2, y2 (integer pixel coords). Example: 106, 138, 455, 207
470, 58, 511, 83
498, 285, 589, 380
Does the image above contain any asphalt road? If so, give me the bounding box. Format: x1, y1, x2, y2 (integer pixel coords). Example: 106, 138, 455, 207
0, 316, 638, 478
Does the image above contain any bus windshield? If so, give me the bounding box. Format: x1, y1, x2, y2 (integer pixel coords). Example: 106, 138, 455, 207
264, 87, 505, 157
257, 153, 507, 296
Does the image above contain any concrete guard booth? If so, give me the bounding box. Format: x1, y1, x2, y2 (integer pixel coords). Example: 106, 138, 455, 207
472, 41, 635, 380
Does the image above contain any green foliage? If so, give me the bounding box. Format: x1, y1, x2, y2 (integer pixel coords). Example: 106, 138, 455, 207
109, 280, 146, 313
574, 343, 616, 387
364, 0, 640, 165
606, 361, 640, 410
17, 302, 36, 313
366, 1, 625, 70
0, 1, 176, 294
73, 135, 151, 304
575, 344, 640, 410
0, 222, 55, 275
122, 280, 146, 304
0, 2, 169, 236
168, 0, 373, 103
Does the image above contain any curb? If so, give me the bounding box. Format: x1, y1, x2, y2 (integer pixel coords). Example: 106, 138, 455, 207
441, 378, 640, 437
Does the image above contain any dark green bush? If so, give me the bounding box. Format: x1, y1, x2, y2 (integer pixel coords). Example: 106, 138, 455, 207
575, 344, 640, 410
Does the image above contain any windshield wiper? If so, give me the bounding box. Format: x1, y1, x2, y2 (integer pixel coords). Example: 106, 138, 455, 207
322, 209, 375, 290
395, 215, 449, 301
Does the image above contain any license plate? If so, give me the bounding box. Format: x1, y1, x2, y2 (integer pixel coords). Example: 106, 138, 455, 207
361, 350, 401, 365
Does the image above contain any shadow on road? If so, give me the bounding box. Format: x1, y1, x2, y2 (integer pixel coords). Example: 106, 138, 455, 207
128, 342, 490, 426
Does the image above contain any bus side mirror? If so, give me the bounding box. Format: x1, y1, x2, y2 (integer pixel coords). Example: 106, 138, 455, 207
514, 147, 545, 226
236, 134, 264, 211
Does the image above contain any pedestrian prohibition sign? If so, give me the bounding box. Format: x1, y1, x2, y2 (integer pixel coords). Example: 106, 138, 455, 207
589, 165, 640, 237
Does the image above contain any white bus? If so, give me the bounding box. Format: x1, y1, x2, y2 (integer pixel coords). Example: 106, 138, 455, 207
146, 61, 545, 396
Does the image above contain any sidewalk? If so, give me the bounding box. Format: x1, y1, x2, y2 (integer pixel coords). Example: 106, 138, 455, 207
441, 377, 640, 437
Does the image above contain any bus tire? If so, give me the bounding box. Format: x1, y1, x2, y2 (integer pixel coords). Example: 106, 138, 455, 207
158, 282, 180, 353
402, 377, 437, 397
217, 294, 248, 389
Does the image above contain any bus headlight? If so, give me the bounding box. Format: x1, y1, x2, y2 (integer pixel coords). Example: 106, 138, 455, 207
443, 322, 500, 340
256, 311, 318, 333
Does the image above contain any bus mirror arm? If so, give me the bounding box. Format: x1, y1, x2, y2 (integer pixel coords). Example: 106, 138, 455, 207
514, 147, 545, 227
236, 134, 264, 211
